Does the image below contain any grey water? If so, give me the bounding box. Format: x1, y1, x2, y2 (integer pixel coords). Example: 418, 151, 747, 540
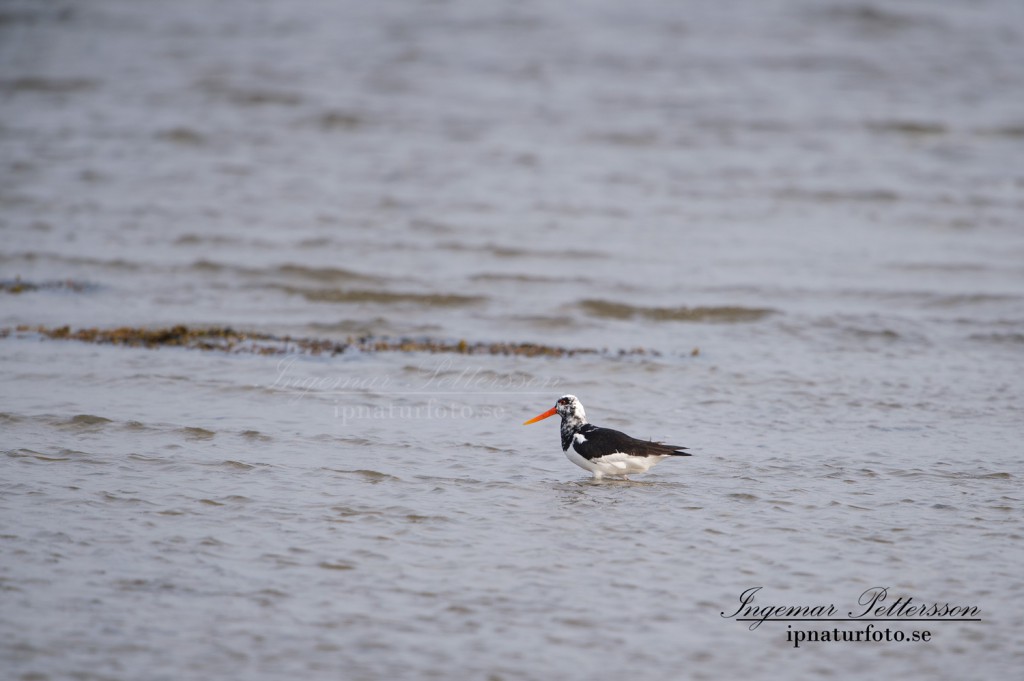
2, 1, 1023, 679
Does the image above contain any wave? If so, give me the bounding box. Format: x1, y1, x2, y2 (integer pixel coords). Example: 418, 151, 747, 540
274, 285, 485, 307
0, 77, 98, 93
1, 278, 96, 294
579, 299, 776, 323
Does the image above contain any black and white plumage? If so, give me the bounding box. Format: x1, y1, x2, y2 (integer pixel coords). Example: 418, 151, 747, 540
523, 394, 691, 480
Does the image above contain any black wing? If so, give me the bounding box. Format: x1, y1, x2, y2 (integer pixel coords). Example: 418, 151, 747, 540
574, 424, 691, 461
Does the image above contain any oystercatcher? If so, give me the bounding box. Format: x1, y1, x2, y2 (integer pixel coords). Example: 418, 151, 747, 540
523, 394, 690, 480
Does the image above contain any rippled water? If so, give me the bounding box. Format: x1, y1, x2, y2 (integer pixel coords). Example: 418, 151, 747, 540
2, 1, 1023, 679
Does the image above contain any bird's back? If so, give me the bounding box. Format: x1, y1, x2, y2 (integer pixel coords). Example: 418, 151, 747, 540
574, 424, 690, 460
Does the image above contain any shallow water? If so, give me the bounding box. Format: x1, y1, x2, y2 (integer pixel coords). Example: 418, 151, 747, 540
2, 1, 1023, 679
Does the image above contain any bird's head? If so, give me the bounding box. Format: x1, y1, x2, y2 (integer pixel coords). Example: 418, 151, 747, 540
523, 394, 586, 425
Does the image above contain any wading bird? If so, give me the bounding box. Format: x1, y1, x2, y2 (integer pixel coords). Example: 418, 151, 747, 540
523, 395, 691, 480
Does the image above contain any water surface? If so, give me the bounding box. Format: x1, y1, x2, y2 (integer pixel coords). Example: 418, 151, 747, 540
2, 1, 1023, 679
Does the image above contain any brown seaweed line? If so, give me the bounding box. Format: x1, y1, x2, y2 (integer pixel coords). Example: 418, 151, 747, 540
2, 325, 671, 358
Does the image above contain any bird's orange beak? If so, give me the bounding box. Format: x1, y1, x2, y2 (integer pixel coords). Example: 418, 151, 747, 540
523, 406, 557, 425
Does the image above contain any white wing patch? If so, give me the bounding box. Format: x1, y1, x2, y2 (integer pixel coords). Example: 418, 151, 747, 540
573, 433, 587, 444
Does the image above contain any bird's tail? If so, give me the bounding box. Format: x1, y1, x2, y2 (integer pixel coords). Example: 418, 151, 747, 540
651, 441, 691, 456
